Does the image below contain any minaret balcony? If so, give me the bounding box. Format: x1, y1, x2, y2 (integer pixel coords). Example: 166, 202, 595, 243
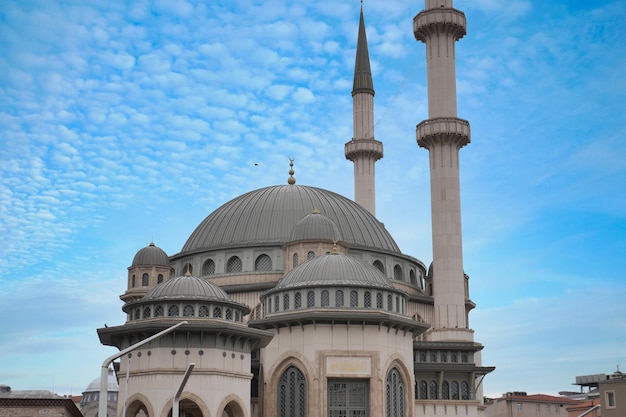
414, 8, 467, 42
345, 138, 383, 161
416, 117, 470, 149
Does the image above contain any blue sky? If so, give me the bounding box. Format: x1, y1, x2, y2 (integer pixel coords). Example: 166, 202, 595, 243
1, 0, 624, 399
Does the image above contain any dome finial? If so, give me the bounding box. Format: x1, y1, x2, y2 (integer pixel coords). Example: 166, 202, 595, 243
331, 240, 339, 254
288, 157, 296, 185
184, 263, 192, 277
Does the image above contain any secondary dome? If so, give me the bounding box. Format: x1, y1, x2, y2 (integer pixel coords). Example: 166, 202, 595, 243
181, 185, 400, 254
275, 253, 394, 290
289, 209, 342, 242
132, 242, 170, 267
144, 275, 228, 301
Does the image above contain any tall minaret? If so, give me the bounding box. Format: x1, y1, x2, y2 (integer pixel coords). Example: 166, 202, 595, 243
345, 6, 383, 217
414, 0, 472, 341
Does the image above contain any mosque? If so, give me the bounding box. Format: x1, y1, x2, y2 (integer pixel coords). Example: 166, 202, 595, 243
97, 2, 494, 417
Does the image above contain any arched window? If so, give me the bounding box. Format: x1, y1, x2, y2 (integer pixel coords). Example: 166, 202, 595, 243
142, 273, 149, 286
183, 263, 193, 275
429, 381, 438, 400
441, 352, 447, 363
410, 270, 416, 285
274, 295, 279, 312
307, 291, 315, 307
350, 290, 358, 307
293, 253, 298, 268
131, 275, 136, 287
202, 259, 215, 275
461, 354, 468, 363
226, 256, 242, 273
335, 290, 344, 307
283, 293, 290, 310
255, 254, 272, 271
461, 381, 469, 400
225, 308, 232, 320
294, 292, 302, 309
385, 367, 405, 417
157, 274, 164, 284
143, 306, 151, 319
213, 306, 222, 318
321, 290, 329, 307
396, 295, 400, 312
451, 381, 459, 400
373, 260, 385, 274
168, 305, 179, 317
430, 353, 437, 363
442, 381, 450, 400
419, 381, 428, 400
199, 306, 209, 317
387, 294, 393, 311
154, 306, 164, 317
278, 366, 306, 417
376, 292, 383, 309
451, 353, 458, 363
393, 265, 403, 281
307, 251, 315, 261
183, 305, 194, 317
364, 291, 371, 308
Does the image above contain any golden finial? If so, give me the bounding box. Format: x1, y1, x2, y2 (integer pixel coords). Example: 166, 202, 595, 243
184, 264, 191, 277
331, 240, 339, 254
312, 208, 320, 214
288, 157, 296, 185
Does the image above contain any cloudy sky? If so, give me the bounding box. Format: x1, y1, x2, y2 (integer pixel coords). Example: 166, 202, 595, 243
1, 0, 624, 399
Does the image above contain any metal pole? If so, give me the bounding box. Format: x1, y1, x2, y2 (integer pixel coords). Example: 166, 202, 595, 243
98, 321, 188, 417
172, 363, 195, 417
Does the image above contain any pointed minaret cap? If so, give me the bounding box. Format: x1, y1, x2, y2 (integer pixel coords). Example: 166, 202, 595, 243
352, 4, 374, 96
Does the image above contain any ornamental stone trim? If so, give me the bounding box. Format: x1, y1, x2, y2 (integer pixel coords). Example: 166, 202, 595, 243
413, 8, 467, 42
416, 117, 471, 149
345, 138, 384, 161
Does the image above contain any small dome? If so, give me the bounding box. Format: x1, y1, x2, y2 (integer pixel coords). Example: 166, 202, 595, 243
276, 253, 393, 290
84, 368, 119, 393
144, 275, 228, 301
289, 210, 342, 242
132, 242, 170, 267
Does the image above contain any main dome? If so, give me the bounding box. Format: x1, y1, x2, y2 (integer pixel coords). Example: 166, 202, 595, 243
180, 185, 400, 254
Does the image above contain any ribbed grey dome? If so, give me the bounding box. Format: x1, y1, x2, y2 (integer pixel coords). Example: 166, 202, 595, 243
84, 369, 119, 393
144, 275, 228, 301
181, 185, 400, 254
132, 242, 170, 267
276, 254, 393, 289
290, 210, 342, 242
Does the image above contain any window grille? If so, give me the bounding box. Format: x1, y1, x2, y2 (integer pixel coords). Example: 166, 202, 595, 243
225, 308, 232, 320
168, 305, 179, 317
307, 291, 315, 307
461, 354, 468, 363
213, 306, 222, 318
157, 274, 163, 283
255, 254, 272, 271
441, 352, 447, 363
155, 305, 164, 317
329, 380, 368, 417
393, 265, 403, 281
284, 294, 290, 310
142, 273, 149, 286
226, 256, 242, 272
321, 290, 329, 307
350, 290, 358, 307
307, 251, 315, 260
451, 381, 459, 400
373, 260, 385, 273
429, 381, 438, 399
199, 306, 208, 317
277, 366, 306, 417
143, 306, 151, 319
335, 290, 344, 307
293, 253, 298, 268
364, 291, 371, 307
275, 295, 280, 312
419, 381, 428, 400
461, 382, 469, 400
442, 381, 450, 400
451, 354, 457, 363
376, 293, 383, 309
294, 292, 301, 309
387, 294, 393, 311
386, 367, 405, 417
183, 305, 194, 317
202, 259, 215, 275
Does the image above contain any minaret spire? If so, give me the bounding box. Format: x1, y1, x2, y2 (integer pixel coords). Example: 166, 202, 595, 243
414, 0, 472, 341
345, 5, 383, 216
